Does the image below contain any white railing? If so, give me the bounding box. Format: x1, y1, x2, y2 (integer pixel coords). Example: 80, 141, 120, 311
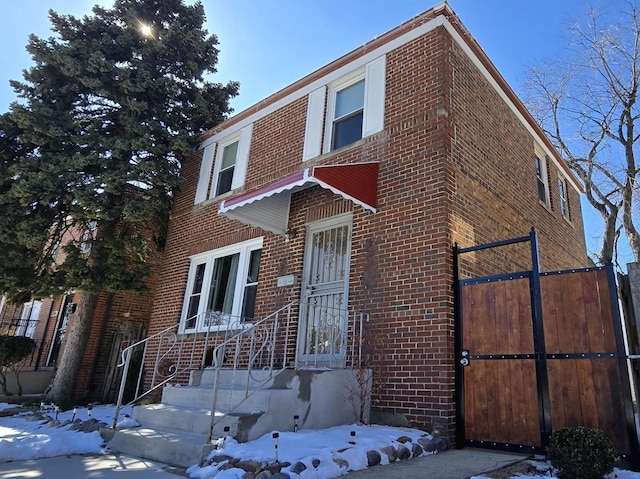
112, 301, 368, 437
111, 309, 248, 428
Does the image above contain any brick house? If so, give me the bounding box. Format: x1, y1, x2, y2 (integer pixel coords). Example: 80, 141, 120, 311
0, 223, 155, 402
139, 2, 589, 448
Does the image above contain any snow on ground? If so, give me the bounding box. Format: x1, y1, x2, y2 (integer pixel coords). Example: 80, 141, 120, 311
0, 403, 132, 462
1, 402, 640, 479
188, 423, 433, 478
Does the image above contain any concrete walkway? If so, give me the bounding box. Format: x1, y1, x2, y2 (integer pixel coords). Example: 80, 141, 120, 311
346, 448, 528, 478
0, 453, 188, 478
0, 448, 527, 479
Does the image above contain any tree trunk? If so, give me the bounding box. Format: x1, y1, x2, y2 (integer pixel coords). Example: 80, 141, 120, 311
46, 290, 100, 405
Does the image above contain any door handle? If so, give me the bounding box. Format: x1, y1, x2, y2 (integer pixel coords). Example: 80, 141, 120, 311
460, 349, 470, 367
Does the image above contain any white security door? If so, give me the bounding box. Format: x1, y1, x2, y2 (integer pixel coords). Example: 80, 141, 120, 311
298, 216, 352, 365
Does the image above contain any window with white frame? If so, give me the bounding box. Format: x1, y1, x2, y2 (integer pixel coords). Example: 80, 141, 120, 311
302, 55, 386, 160
332, 78, 365, 150
535, 154, 550, 206
216, 139, 239, 196
558, 176, 570, 219
194, 123, 253, 204
18, 300, 41, 338
180, 238, 263, 332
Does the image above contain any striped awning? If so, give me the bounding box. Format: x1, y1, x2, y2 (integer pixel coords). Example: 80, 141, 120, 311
219, 162, 378, 234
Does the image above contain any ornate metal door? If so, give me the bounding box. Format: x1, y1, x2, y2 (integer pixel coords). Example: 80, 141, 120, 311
298, 217, 352, 365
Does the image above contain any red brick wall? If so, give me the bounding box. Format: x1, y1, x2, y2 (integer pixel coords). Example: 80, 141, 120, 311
448, 38, 588, 276
144, 22, 589, 443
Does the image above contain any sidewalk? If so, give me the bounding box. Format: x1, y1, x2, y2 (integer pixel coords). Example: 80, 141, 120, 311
0, 453, 188, 478
346, 448, 529, 478
0, 448, 526, 479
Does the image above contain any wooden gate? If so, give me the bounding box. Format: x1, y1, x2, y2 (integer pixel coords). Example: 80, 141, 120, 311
454, 231, 639, 462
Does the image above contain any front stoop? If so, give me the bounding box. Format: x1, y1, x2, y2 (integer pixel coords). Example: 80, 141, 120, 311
106, 368, 369, 468
107, 427, 214, 468
106, 369, 279, 468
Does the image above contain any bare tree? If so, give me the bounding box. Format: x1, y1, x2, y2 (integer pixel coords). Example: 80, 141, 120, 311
525, 1, 640, 265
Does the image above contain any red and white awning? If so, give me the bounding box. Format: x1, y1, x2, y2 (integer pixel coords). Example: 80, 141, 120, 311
219, 162, 379, 234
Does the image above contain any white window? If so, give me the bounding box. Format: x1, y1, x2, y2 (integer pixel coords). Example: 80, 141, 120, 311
332, 78, 365, 150
18, 300, 41, 338
180, 238, 263, 333
558, 176, 570, 219
79, 221, 97, 254
535, 154, 550, 207
194, 123, 253, 203
216, 140, 239, 196
303, 55, 386, 160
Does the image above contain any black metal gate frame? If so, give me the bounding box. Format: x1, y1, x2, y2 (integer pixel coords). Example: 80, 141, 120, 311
452, 229, 640, 466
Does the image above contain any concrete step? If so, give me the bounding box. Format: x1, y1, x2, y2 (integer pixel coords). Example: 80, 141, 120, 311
107, 427, 213, 468
196, 367, 274, 387
161, 383, 276, 411
132, 403, 265, 437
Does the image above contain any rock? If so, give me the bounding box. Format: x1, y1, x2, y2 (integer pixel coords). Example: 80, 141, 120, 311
241, 473, 255, 479
219, 463, 235, 471
79, 420, 107, 433
411, 443, 424, 457
264, 463, 289, 474
291, 462, 306, 474
333, 458, 349, 469
432, 437, 448, 451
235, 461, 261, 473
396, 435, 412, 444
272, 473, 290, 479
366, 450, 381, 467
380, 445, 397, 462
255, 471, 272, 479
311, 459, 321, 468
397, 445, 411, 460
418, 437, 435, 452
212, 454, 234, 463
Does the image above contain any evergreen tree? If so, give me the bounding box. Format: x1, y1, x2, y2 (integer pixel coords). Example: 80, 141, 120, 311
0, 0, 238, 403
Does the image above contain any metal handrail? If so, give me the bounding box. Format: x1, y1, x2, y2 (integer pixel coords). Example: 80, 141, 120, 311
111, 310, 246, 428
206, 301, 297, 442
112, 301, 368, 437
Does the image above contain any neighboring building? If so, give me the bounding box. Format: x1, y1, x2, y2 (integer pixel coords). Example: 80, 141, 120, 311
143, 2, 588, 443
0, 224, 155, 402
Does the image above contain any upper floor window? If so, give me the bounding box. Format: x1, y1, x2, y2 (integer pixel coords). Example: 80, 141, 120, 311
332, 79, 365, 150
302, 55, 386, 160
80, 220, 97, 254
194, 123, 253, 204
535, 155, 550, 206
216, 140, 239, 196
558, 176, 570, 219
180, 237, 263, 333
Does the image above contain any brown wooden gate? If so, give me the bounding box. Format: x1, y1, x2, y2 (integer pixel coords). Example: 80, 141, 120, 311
454, 231, 639, 462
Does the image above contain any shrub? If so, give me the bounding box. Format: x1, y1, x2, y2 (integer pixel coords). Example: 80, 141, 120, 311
0, 335, 36, 396
548, 427, 617, 479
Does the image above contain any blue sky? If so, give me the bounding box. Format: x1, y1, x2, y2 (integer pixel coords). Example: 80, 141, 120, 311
0, 0, 626, 266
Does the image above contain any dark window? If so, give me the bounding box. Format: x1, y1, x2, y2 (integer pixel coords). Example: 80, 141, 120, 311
216, 140, 238, 195
535, 156, 547, 204
241, 249, 262, 321
332, 79, 365, 150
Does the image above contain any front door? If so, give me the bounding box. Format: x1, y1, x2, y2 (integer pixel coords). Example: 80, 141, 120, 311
297, 215, 352, 366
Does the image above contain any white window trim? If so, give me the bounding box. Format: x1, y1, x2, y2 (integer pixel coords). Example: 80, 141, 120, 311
558, 175, 570, 219
195, 123, 253, 204
179, 237, 263, 334
535, 146, 550, 208
323, 70, 366, 154
301, 56, 387, 160
209, 132, 241, 200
